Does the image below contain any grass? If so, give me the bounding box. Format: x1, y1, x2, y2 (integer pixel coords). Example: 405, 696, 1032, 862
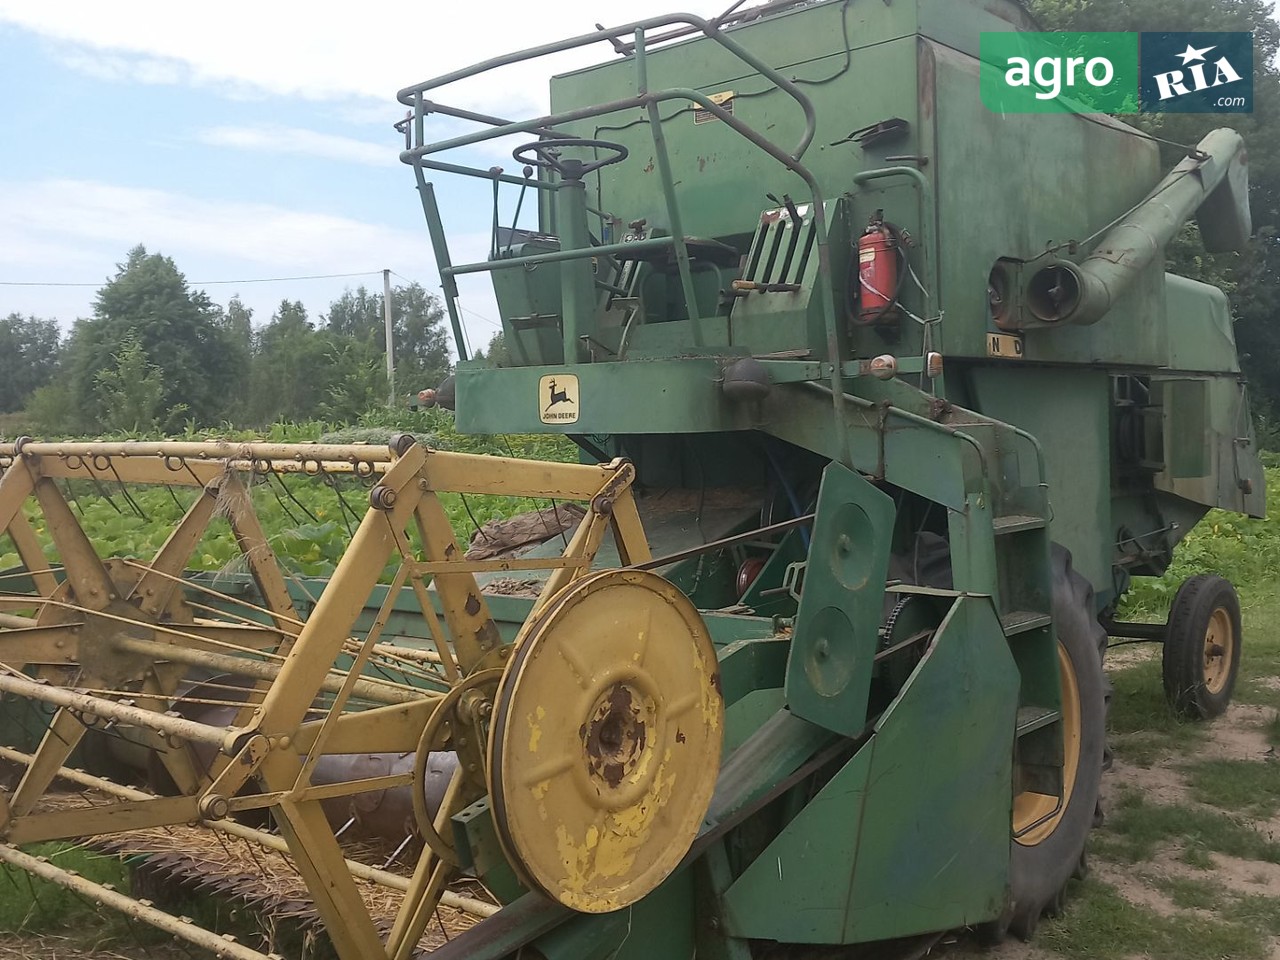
0, 412, 580, 580
1105, 657, 1207, 767
1184, 759, 1280, 818
1222, 893, 1280, 937
0, 844, 130, 938
1265, 712, 1280, 748
1038, 877, 1269, 960
1179, 845, 1217, 870
1146, 872, 1221, 911
1093, 790, 1280, 865
0, 842, 334, 958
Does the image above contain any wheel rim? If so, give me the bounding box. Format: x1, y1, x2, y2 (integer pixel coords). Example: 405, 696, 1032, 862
1203, 606, 1234, 695
1013, 642, 1081, 846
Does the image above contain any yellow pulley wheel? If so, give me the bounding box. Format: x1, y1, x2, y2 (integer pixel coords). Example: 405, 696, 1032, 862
488, 569, 723, 914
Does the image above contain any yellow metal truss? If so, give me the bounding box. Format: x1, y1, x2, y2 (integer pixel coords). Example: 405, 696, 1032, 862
0, 437, 652, 960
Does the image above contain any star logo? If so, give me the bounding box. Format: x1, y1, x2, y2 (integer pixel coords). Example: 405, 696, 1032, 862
1176, 43, 1216, 65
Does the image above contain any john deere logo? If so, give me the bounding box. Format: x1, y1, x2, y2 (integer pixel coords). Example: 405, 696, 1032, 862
539, 374, 579, 424
1141, 33, 1252, 113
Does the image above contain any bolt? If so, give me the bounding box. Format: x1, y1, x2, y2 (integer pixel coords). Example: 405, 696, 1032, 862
199, 794, 230, 821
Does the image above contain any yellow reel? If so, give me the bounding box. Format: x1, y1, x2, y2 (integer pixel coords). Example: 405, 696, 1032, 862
487, 569, 723, 914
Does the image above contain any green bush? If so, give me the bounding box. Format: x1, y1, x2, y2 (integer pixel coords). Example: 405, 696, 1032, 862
1122, 466, 1280, 616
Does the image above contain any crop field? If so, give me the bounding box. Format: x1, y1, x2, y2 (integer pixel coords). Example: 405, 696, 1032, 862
0, 427, 1277, 959
0, 413, 578, 579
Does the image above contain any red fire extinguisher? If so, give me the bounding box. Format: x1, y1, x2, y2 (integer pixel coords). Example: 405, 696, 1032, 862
857, 211, 900, 323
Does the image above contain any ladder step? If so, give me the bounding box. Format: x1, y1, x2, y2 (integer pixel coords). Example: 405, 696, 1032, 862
1016, 706, 1061, 737
1001, 610, 1053, 635
993, 514, 1047, 534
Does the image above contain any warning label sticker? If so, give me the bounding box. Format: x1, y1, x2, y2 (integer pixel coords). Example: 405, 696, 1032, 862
694, 91, 735, 124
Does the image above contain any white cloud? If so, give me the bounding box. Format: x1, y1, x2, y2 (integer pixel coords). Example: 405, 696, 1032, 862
52, 46, 187, 86
1, 1, 714, 114
195, 125, 393, 166
0, 179, 428, 272
0, 178, 506, 350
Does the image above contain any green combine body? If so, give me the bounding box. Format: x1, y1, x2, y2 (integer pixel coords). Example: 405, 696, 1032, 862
396, 0, 1263, 955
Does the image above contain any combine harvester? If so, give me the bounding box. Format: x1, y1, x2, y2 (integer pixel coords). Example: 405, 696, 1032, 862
0, 0, 1263, 956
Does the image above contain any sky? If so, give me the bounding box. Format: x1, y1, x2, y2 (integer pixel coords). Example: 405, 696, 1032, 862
0, 0, 697, 361
5, 2, 1277, 365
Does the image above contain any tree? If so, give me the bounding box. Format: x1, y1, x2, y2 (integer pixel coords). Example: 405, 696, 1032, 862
1028, 0, 1280, 410
95, 334, 165, 431
245, 300, 327, 424
316, 338, 388, 422
323, 282, 452, 393
472, 330, 510, 367
221, 295, 254, 355
64, 246, 244, 430
0, 313, 61, 412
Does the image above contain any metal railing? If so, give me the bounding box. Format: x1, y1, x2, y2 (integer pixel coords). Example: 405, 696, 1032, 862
395, 9, 850, 456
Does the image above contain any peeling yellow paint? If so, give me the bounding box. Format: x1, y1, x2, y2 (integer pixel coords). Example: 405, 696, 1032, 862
495, 569, 724, 914
527, 705, 545, 753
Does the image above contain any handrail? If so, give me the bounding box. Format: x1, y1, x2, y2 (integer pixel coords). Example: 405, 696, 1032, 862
396, 12, 816, 163
395, 9, 850, 461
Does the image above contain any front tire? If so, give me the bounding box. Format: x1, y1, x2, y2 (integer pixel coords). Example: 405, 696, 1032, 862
1005, 547, 1107, 940
1162, 575, 1241, 719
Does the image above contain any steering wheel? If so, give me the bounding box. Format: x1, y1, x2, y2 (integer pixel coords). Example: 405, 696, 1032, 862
512, 138, 629, 180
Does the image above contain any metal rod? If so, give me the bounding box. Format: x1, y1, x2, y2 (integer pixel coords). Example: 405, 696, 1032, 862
396, 12, 817, 162
636, 30, 701, 329
0, 745, 499, 918
415, 99, 567, 139
108, 634, 434, 707
630, 514, 814, 571
0, 441, 397, 462
384, 268, 397, 405
0, 673, 238, 751
417, 176, 470, 362
412, 156, 555, 191
444, 235, 673, 276
1101, 619, 1167, 641
0, 843, 280, 960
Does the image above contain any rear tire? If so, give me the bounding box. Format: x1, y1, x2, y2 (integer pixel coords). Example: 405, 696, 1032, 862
1005, 547, 1107, 940
1162, 575, 1241, 719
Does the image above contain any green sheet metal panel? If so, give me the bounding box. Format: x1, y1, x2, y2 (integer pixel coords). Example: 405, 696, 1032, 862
549, 2, 923, 240
1162, 274, 1242, 373
924, 39, 1165, 363
721, 594, 1018, 942
543, 0, 1170, 367
1154, 375, 1265, 517
785, 461, 895, 736
968, 366, 1112, 591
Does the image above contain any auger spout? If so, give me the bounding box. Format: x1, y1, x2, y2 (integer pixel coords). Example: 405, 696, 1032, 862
1025, 127, 1250, 325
